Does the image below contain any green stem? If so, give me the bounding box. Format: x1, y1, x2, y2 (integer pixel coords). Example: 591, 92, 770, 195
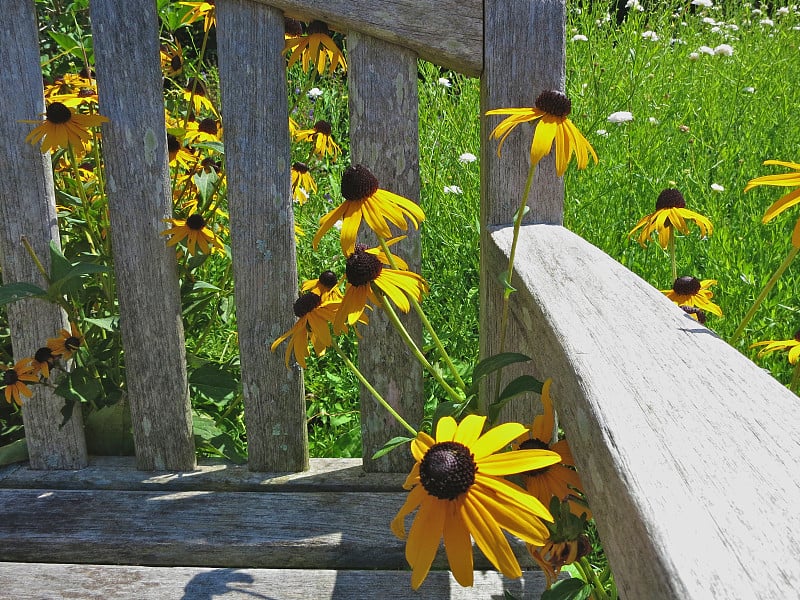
376, 291, 464, 405
20, 236, 51, 284
377, 237, 466, 393
668, 228, 677, 282
182, 26, 212, 129
730, 245, 800, 345
490, 160, 537, 413
331, 339, 417, 437
790, 361, 800, 394
579, 556, 611, 600
67, 145, 98, 256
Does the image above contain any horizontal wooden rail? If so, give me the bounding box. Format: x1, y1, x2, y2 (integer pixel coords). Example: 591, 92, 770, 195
488, 224, 800, 599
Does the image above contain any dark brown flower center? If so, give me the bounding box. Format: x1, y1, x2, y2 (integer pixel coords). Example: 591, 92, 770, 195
186, 214, 206, 230
519, 438, 554, 476
292, 162, 310, 174
34, 347, 54, 363
313, 120, 332, 136
65, 336, 82, 352
673, 276, 701, 296
167, 134, 181, 153
680, 305, 707, 324
341, 164, 379, 202
3, 369, 19, 385
419, 441, 477, 500
307, 20, 330, 36
345, 246, 383, 286
198, 118, 218, 135
535, 90, 572, 118
293, 292, 321, 318
45, 102, 72, 124
77, 87, 95, 98
794, 329, 800, 343
318, 270, 338, 289
171, 54, 183, 72
655, 188, 686, 210
284, 18, 303, 36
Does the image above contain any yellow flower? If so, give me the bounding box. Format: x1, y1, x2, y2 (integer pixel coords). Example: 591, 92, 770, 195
183, 78, 219, 118
160, 41, 184, 78
661, 276, 722, 317
284, 20, 347, 75
294, 120, 341, 160
744, 160, 800, 248
486, 90, 597, 176
628, 188, 713, 249
167, 133, 196, 169
291, 162, 317, 204
751, 329, 800, 365
313, 164, 425, 255
2, 360, 38, 406
301, 270, 343, 303
47, 323, 84, 361
179, 1, 216, 31
29, 347, 57, 380
528, 497, 592, 589
334, 243, 428, 333
23, 101, 108, 155
516, 379, 590, 520
391, 414, 561, 589
162, 212, 225, 256
184, 117, 222, 146
270, 292, 339, 368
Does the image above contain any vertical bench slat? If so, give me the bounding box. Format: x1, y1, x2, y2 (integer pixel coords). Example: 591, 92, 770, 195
89, 2, 195, 471
348, 34, 423, 472
0, 1, 88, 470
216, 0, 308, 472
479, 0, 567, 422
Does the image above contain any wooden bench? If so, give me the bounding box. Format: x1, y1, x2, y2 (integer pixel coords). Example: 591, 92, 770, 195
1, 0, 799, 598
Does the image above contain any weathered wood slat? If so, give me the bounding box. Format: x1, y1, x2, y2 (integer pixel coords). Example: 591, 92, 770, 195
258, 0, 482, 77
89, 1, 195, 471
0, 0, 88, 470
216, 0, 308, 472
489, 224, 800, 599
479, 0, 567, 423
0, 563, 550, 599
348, 34, 423, 472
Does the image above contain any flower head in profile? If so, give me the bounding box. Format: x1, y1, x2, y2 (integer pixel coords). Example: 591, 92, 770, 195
160, 41, 184, 78
313, 164, 425, 255
179, 1, 216, 31
23, 101, 108, 155
301, 270, 343, 302
183, 79, 219, 118
744, 160, 800, 248
391, 414, 561, 589
661, 276, 722, 317
291, 162, 317, 204
751, 328, 800, 365
294, 120, 341, 161
47, 323, 84, 361
162, 212, 225, 256
628, 188, 713, 248
29, 347, 57, 380
528, 497, 592, 588
334, 242, 427, 333
284, 20, 347, 75
486, 89, 597, 176
515, 379, 589, 519
270, 291, 340, 368
2, 360, 38, 406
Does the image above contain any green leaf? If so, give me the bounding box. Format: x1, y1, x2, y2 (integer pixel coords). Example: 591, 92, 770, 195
371, 436, 413, 460
0, 282, 48, 305
189, 363, 239, 404
541, 577, 593, 600
488, 374, 544, 422
83, 316, 119, 331
48, 241, 72, 284
466, 352, 531, 396
47, 31, 80, 55
193, 169, 219, 203
0, 439, 29, 466
85, 401, 134, 456
192, 412, 224, 441
192, 141, 225, 155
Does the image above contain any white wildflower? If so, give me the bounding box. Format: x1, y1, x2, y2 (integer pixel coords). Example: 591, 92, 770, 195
711, 183, 725, 192
743, 86, 755, 93
438, 77, 452, 88
698, 45, 715, 55
692, 0, 713, 6
642, 30, 659, 41
689, 51, 700, 60
443, 185, 463, 195
625, 0, 644, 11
714, 44, 734, 56
596, 129, 609, 137
648, 116, 659, 124
760, 18, 774, 26
572, 34, 589, 42
307, 87, 323, 99
458, 152, 477, 164
607, 111, 634, 123
702, 17, 717, 24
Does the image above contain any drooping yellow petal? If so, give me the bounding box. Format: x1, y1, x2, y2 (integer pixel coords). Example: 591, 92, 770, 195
391, 484, 426, 539
762, 187, 800, 223
443, 501, 474, 587
460, 492, 521, 579
407, 498, 445, 590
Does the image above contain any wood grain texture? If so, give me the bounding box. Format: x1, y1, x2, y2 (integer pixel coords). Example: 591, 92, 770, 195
347, 34, 423, 473
0, 1, 87, 469
0, 563, 551, 600
89, 2, 195, 471
217, 0, 308, 472
256, 0, 482, 76
480, 0, 567, 424
489, 224, 800, 599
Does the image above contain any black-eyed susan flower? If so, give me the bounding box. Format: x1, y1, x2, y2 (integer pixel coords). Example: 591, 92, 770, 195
334, 243, 428, 333
628, 188, 713, 249
184, 117, 222, 145
486, 90, 597, 176
751, 329, 800, 365
391, 414, 561, 589
2, 360, 38, 406
528, 497, 591, 589
744, 160, 800, 248
516, 379, 589, 519
294, 120, 341, 161
160, 41, 184, 78
179, 1, 216, 31
284, 20, 347, 75
47, 323, 84, 361
301, 270, 343, 302
270, 291, 340, 368
23, 101, 108, 155
167, 133, 196, 169
29, 347, 57, 380
313, 164, 425, 255
291, 162, 317, 204
162, 212, 225, 256
183, 78, 219, 119
662, 276, 722, 317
